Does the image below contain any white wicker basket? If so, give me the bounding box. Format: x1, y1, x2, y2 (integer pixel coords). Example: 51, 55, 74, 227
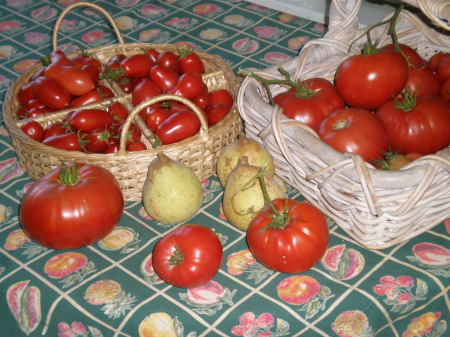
237, 0, 450, 249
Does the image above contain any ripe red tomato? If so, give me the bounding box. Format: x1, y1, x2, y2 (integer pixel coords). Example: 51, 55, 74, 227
32, 76, 71, 110
20, 163, 123, 249
156, 51, 179, 73
17, 81, 34, 105
206, 104, 230, 126
43, 122, 67, 139
208, 89, 233, 108
404, 66, 440, 97
274, 77, 345, 131
156, 110, 200, 144
381, 43, 424, 67
42, 133, 82, 151
149, 64, 179, 92
97, 85, 114, 99
71, 53, 102, 71
70, 90, 103, 107
28, 106, 54, 117
83, 128, 113, 153
21, 120, 45, 142
145, 48, 159, 64
127, 141, 147, 151
46, 49, 74, 67
152, 224, 223, 288
334, 49, 409, 109
68, 108, 113, 132
318, 108, 390, 162
132, 78, 162, 106
120, 54, 153, 78
168, 72, 206, 99
247, 198, 329, 273
436, 54, 450, 82
427, 52, 447, 72
44, 64, 95, 96
440, 78, 450, 101
376, 95, 450, 154
145, 107, 171, 132
108, 101, 129, 125
179, 51, 205, 74
192, 93, 210, 109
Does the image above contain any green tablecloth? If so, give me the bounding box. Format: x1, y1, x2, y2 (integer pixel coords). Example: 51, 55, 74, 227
0, 1, 448, 336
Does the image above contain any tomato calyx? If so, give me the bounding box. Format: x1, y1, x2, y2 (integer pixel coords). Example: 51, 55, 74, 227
393, 91, 417, 111
332, 119, 349, 131
168, 246, 184, 266
58, 163, 80, 186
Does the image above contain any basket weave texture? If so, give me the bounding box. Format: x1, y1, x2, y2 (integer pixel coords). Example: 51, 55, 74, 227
3, 2, 242, 201
237, 0, 450, 249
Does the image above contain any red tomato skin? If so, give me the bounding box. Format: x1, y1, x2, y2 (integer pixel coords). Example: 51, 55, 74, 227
440, 78, 450, 101
206, 104, 230, 126
48, 49, 74, 66
28, 106, 54, 117
43, 122, 67, 139
156, 51, 179, 73
32, 76, 71, 110
404, 66, 440, 97
145, 107, 171, 132
247, 199, 329, 273
274, 80, 345, 131
318, 108, 390, 162
44, 64, 95, 96
156, 110, 200, 144
18, 81, 34, 105
149, 64, 179, 92
108, 101, 129, 125
145, 48, 159, 64
68, 108, 113, 132
42, 133, 82, 151
152, 224, 223, 288
20, 163, 124, 249
21, 120, 45, 142
132, 78, 162, 106
381, 43, 425, 67
427, 52, 447, 72
376, 95, 450, 154
179, 52, 205, 74
334, 50, 409, 109
127, 141, 147, 151
97, 85, 115, 99
70, 90, 103, 107
208, 89, 233, 108
121, 54, 153, 78
168, 72, 206, 99
436, 55, 450, 82
83, 128, 112, 153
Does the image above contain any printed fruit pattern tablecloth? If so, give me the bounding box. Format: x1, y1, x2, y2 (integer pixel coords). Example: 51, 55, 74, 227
0, 0, 449, 336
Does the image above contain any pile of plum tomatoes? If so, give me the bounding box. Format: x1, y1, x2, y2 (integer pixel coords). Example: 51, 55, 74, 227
17, 48, 234, 153
269, 45, 450, 167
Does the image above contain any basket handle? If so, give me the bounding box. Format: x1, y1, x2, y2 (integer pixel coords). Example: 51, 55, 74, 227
402, 0, 449, 30
52, 1, 125, 51
118, 94, 209, 154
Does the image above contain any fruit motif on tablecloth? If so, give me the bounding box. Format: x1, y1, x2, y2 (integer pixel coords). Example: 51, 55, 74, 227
84, 279, 137, 319
372, 275, 427, 313
226, 249, 273, 284
44, 252, 96, 288
179, 280, 236, 315
402, 312, 447, 337
231, 312, 289, 337
3, 228, 30, 250
138, 312, 184, 337
407, 242, 450, 277
0, 158, 24, 184
321, 244, 365, 280
140, 253, 163, 285
7, 280, 41, 335
277, 275, 334, 319
332, 310, 373, 337
98, 227, 140, 253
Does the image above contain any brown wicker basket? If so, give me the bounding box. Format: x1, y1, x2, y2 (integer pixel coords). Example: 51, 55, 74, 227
237, 0, 450, 249
3, 2, 242, 201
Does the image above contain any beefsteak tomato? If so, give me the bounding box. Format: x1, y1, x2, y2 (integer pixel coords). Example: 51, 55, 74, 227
20, 163, 124, 249
247, 198, 329, 273
152, 224, 223, 288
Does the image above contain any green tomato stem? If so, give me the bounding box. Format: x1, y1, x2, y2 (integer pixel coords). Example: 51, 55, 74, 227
168, 247, 184, 266
58, 163, 80, 186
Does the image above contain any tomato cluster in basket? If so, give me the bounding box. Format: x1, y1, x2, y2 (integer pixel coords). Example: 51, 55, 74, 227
17, 48, 234, 153
245, 15, 450, 170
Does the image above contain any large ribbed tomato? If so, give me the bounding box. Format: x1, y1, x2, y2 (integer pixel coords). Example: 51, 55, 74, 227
247, 198, 329, 273
20, 163, 124, 249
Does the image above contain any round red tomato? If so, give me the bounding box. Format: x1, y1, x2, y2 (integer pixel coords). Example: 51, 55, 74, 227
376, 95, 450, 154
20, 163, 124, 249
156, 51, 179, 73
168, 72, 206, 99
404, 66, 440, 97
381, 43, 424, 67
318, 108, 389, 162
334, 49, 409, 109
120, 54, 153, 78
152, 224, 223, 288
247, 198, 329, 273
274, 77, 345, 131
21, 120, 44, 142
179, 51, 205, 75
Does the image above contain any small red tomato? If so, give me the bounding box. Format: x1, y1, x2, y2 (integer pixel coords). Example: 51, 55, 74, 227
404, 66, 440, 97
145, 48, 159, 64
28, 106, 54, 117
108, 101, 129, 125
120, 54, 153, 78
70, 90, 103, 107
427, 52, 447, 72
68, 108, 113, 132
156, 51, 179, 73
83, 127, 113, 153
149, 64, 179, 92
191, 93, 210, 109
156, 110, 200, 144
32, 76, 71, 110
42, 133, 82, 151
71, 53, 102, 71
17, 81, 34, 105
436, 54, 450, 82
132, 78, 162, 106
117, 123, 142, 146
146, 107, 171, 132
43, 122, 68, 139
21, 120, 45, 142
168, 72, 206, 99
440, 78, 450, 101
152, 224, 223, 288
127, 141, 147, 151
46, 49, 74, 66
208, 89, 233, 108
206, 104, 230, 126
179, 51, 205, 74
97, 85, 115, 99
44, 64, 95, 96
